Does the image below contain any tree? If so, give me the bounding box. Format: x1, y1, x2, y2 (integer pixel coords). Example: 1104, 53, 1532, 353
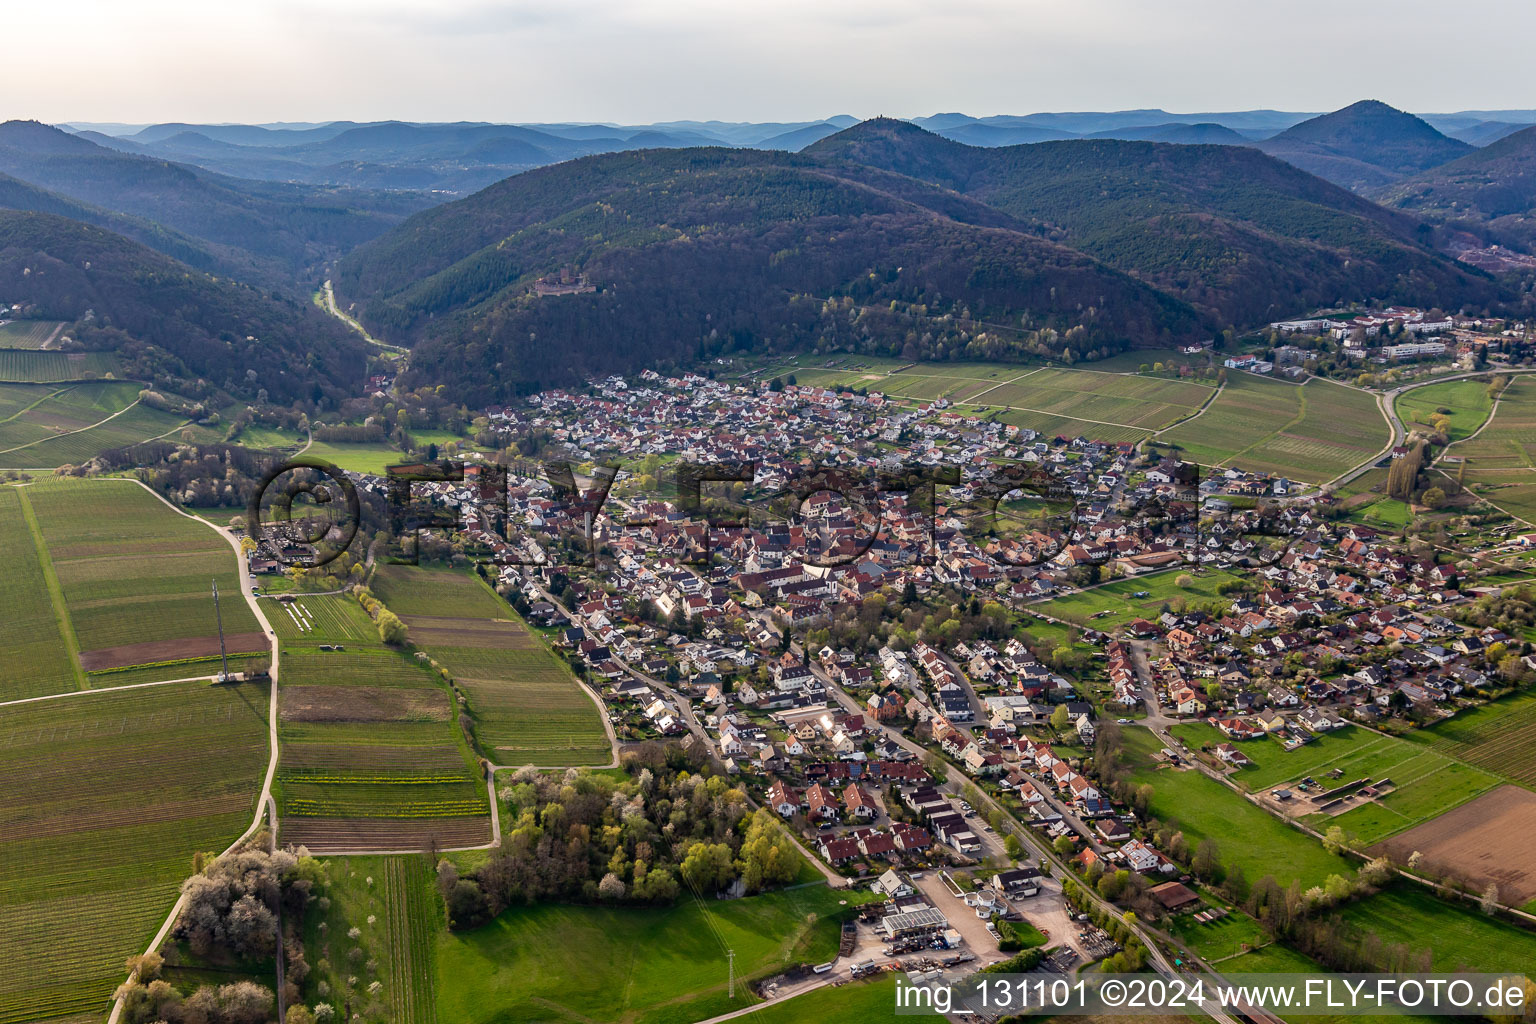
1422, 486, 1447, 510
1050, 704, 1071, 731
680, 842, 736, 894
1481, 882, 1501, 915
1321, 825, 1349, 855
598, 872, 627, 900
1004, 834, 1024, 860
1176, 574, 1194, 589
1192, 838, 1221, 880
1053, 835, 1074, 856
376, 608, 408, 646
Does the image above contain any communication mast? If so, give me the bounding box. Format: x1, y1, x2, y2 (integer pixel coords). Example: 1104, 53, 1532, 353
212, 578, 230, 682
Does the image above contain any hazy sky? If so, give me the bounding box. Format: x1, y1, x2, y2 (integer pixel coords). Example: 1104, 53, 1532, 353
11, 0, 1536, 124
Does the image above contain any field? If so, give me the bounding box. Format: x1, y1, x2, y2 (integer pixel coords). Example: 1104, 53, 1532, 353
1407, 690, 1536, 787
1124, 729, 1355, 888
371, 565, 612, 767
266, 592, 381, 646
1372, 785, 1536, 906
0, 381, 187, 469
0, 681, 268, 1024
19, 478, 264, 673
747, 354, 1217, 444
0, 350, 120, 383
1160, 374, 1388, 484
434, 882, 855, 1024
1396, 378, 1495, 441
275, 633, 491, 853
1173, 722, 1501, 844
1336, 885, 1536, 972
302, 440, 408, 476
0, 487, 82, 700
304, 855, 440, 1024
1445, 376, 1536, 523
1031, 569, 1242, 630
0, 320, 64, 349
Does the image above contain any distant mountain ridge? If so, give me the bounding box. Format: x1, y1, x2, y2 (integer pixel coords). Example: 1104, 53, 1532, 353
1256, 100, 1473, 191
803, 118, 1497, 325
0, 120, 430, 287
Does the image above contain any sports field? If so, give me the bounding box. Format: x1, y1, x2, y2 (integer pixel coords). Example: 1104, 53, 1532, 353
1161, 374, 1388, 484
19, 478, 264, 674
1173, 722, 1501, 844
1032, 569, 1240, 629
371, 565, 612, 767
0, 680, 268, 1024
1445, 376, 1536, 523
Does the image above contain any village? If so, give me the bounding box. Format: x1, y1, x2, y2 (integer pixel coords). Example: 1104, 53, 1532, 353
241, 358, 1536, 986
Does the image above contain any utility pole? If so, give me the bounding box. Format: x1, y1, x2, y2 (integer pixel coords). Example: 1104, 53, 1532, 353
212, 578, 229, 682
727, 948, 735, 999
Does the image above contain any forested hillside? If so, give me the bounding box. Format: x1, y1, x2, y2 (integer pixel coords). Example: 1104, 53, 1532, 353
336, 147, 1206, 403
806, 119, 1502, 326
0, 211, 368, 403
0, 120, 432, 286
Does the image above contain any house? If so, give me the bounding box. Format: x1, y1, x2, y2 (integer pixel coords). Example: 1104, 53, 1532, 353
820, 836, 861, 864
843, 783, 878, 820
1214, 742, 1253, 767
993, 866, 1042, 898
766, 778, 799, 817
805, 783, 839, 821
1121, 838, 1177, 875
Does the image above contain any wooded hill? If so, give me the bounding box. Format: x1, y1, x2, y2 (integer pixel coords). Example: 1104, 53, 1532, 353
335, 146, 1208, 404
0, 211, 368, 403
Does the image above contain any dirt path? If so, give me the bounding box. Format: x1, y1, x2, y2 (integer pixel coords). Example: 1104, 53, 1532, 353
106, 480, 283, 1024
0, 396, 146, 456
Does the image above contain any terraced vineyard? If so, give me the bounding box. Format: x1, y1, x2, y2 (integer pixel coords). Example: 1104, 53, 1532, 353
0, 681, 268, 1024
21, 478, 263, 673
1161, 374, 1388, 484
0, 487, 81, 700
275, 644, 490, 854
371, 565, 612, 767
1445, 377, 1536, 522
